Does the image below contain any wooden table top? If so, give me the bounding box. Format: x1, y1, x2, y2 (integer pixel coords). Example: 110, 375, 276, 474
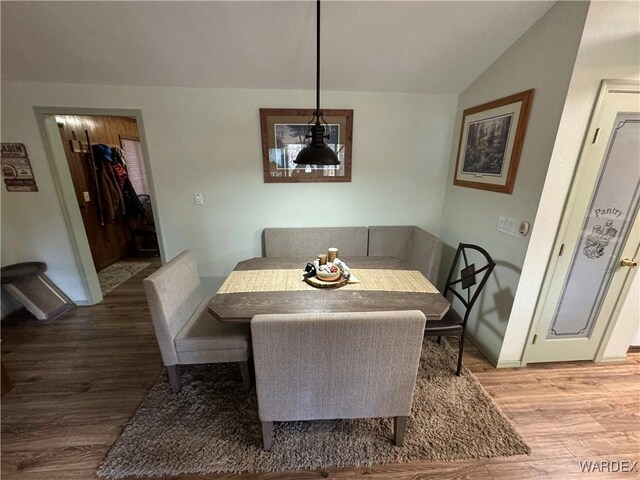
207, 257, 450, 323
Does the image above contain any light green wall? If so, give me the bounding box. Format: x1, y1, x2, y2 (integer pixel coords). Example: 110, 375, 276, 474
439, 1, 590, 362
1, 83, 457, 301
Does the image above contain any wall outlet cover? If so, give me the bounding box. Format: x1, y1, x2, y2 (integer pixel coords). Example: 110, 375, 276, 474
497, 215, 521, 238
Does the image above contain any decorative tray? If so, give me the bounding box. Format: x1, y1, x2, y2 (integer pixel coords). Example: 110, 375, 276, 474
303, 275, 349, 289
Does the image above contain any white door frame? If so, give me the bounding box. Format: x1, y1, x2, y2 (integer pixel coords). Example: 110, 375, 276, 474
34, 107, 166, 305
521, 79, 640, 365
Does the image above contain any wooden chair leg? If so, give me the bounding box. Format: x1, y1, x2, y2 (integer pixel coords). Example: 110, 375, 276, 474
261, 421, 274, 451
167, 365, 181, 392
393, 416, 408, 446
456, 335, 465, 376
239, 361, 251, 390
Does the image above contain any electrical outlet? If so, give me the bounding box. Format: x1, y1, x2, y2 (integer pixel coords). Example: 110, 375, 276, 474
82, 191, 91, 202
194, 192, 204, 205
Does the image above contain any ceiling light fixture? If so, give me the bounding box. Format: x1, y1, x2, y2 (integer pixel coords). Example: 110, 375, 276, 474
294, 0, 339, 166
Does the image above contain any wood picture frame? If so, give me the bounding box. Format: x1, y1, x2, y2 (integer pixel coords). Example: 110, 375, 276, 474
453, 89, 534, 194
260, 108, 353, 183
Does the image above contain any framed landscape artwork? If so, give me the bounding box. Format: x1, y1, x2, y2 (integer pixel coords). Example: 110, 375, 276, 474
260, 108, 353, 183
453, 89, 534, 194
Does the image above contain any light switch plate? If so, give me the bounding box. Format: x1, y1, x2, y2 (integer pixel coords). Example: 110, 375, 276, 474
194, 192, 204, 205
82, 191, 91, 202
497, 215, 521, 238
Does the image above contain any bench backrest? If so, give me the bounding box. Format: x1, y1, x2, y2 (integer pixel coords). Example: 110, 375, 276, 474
143, 250, 204, 365
251, 310, 426, 422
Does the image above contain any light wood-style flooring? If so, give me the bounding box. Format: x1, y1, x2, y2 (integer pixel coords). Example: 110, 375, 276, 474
2, 261, 639, 479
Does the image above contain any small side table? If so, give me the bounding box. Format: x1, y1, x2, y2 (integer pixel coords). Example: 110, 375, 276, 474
1, 262, 75, 322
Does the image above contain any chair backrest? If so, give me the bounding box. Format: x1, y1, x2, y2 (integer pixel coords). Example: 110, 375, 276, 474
138, 194, 154, 226
443, 243, 496, 325
263, 227, 368, 257
143, 250, 204, 365
251, 310, 426, 422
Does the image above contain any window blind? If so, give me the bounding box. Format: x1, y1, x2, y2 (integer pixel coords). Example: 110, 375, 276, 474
121, 138, 149, 196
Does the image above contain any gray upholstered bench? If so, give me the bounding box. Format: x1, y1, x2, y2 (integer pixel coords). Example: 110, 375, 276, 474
263, 225, 442, 283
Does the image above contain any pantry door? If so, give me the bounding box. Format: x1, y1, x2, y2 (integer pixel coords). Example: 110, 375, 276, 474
525, 82, 639, 363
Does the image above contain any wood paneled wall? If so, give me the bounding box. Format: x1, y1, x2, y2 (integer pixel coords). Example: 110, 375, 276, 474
56, 115, 140, 272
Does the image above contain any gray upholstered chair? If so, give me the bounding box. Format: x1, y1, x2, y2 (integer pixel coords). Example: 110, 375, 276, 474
251, 310, 426, 450
143, 250, 250, 392
368, 226, 443, 283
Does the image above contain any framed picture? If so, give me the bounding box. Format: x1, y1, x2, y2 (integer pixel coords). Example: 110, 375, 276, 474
453, 89, 534, 194
259, 108, 353, 183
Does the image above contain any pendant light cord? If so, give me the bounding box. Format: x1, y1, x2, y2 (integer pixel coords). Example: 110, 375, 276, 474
315, 0, 321, 116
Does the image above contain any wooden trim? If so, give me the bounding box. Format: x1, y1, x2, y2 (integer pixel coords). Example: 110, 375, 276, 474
453, 89, 534, 195
119, 133, 140, 147
259, 108, 353, 183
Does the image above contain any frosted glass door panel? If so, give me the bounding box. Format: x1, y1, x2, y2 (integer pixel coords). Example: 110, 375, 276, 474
547, 114, 640, 339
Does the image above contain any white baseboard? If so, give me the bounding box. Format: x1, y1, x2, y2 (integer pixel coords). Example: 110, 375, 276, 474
496, 359, 523, 368
597, 355, 628, 363
465, 332, 499, 367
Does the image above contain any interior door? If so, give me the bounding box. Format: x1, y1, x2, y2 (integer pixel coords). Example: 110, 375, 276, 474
56, 115, 139, 271
525, 84, 640, 363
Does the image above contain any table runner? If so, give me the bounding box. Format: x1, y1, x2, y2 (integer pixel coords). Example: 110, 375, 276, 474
216, 269, 439, 294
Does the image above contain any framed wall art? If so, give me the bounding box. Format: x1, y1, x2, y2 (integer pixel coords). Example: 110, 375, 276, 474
453, 89, 534, 194
259, 108, 353, 183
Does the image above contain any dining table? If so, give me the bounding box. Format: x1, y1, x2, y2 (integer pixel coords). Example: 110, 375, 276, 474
207, 256, 450, 323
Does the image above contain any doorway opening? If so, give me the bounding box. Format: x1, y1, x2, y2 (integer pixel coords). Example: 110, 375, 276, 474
35, 107, 164, 305
54, 114, 159, 296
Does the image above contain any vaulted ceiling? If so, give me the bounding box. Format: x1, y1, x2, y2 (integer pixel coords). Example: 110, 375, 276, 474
1, 1, 554, 94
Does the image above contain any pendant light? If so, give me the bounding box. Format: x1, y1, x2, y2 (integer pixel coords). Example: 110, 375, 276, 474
294, 0, 340, 166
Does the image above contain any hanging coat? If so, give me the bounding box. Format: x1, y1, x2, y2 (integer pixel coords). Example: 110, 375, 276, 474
111, 147, 143, 220
92, 144, 125, 222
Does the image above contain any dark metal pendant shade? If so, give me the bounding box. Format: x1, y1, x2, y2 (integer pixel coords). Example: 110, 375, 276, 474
294, 0, 339, 167
295, 123, 339, 166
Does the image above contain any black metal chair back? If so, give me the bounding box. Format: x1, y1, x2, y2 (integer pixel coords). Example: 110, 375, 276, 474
138, 194, 155, 227
443, 243, 496, 325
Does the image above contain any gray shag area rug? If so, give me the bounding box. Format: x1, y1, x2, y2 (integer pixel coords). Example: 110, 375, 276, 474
98, 262, 150, 295
97, 340, 529, 478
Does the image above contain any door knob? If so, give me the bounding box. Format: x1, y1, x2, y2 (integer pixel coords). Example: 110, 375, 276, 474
620, 257, 638, 268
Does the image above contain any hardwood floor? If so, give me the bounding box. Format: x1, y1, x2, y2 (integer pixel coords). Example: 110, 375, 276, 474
1, 261, 639, 480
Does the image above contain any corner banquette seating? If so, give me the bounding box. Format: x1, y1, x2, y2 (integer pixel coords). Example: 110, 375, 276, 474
251, 310, 427, 450
143, 250, 251, 392
263, 225, 443, 283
